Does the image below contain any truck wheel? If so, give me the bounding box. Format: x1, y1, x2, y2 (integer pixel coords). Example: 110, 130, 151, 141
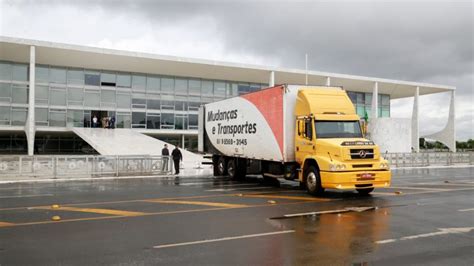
305, 166, 324, 196
216, 157, 227, 176
228, 158, 246, 180
227, 159, 237, 179
356, 188, 374, 196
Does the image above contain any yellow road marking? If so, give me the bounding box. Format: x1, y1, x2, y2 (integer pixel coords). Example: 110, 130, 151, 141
146, 199, 248, 208
7, 207, 226, 228
237, 194, 332, 202
0, 194, 232, 212
0, 200, 316, 228
0, 221, 15, 227
35, 206, 145, 216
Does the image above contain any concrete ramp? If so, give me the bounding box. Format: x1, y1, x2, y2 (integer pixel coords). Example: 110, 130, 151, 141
72, 128, 206, 165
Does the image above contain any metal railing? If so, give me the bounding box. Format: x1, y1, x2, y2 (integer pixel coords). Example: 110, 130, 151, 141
0, 155, 172, 179
385, 152, 474, 167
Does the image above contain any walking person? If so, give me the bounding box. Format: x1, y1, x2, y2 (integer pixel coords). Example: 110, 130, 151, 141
171, 146, 182, 175
161, 144, 169, 172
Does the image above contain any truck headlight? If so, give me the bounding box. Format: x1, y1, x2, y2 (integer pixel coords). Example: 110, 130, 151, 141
330, 163, 347, 171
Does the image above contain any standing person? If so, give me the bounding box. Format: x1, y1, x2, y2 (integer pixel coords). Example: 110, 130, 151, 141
171, 146, 182, 175
92, 115, 98, 128
161, 144, 169, 172
110, 116, 116, 129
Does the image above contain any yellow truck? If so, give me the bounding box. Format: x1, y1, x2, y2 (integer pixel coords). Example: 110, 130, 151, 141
198, 85, 391, 195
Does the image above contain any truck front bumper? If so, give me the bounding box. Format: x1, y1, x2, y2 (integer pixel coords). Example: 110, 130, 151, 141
320, 170, 391, 190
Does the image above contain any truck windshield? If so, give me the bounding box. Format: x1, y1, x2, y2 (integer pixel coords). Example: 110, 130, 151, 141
315, 120, 363, 138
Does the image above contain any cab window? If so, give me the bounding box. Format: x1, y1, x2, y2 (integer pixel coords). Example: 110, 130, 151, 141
304, 118, 313, 140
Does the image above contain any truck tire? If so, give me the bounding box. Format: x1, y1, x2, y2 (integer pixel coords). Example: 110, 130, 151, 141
228, 158, 246, 180
216, 156, 227, 176
356, 188, 374, 196
227, 159, 237, 179
305, 166, 324, 196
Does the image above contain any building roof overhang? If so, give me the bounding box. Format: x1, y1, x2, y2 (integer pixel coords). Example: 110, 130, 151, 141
0, 36, 455, 99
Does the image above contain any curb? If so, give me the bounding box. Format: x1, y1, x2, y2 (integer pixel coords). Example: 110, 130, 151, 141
392, 165, 474, 170
0, 172, 213, 185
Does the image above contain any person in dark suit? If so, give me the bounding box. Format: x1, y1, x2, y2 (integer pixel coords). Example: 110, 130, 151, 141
161, 144, 169, 171
171, 146, 182, 175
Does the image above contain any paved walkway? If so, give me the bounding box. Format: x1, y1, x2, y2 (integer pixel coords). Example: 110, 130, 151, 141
73, 128, 207, 165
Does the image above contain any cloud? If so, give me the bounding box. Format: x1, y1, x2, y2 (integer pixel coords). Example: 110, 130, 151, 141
1, 0, 472, 140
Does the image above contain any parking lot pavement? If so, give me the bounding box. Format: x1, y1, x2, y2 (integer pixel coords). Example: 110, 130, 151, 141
0, 167, 473, 265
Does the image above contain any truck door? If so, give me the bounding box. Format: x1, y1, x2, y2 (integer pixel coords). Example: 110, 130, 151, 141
295, 117, 315, 164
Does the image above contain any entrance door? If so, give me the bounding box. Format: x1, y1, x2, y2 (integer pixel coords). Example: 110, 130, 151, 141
91, 110, 108, 128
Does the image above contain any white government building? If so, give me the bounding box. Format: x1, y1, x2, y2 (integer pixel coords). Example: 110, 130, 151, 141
0, 36, 456, 156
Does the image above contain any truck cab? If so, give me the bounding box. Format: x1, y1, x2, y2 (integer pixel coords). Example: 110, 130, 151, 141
294, 88, 391, 195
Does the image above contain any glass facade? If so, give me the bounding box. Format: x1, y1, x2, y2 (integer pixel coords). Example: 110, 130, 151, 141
347, 91, 390, 118
0, 60, 391, 152
0, 62, 29, 126
13, 62, 265, 133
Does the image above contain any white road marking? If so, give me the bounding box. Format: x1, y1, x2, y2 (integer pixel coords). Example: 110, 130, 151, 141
458, 208, 474, 212
153, 230, 295, 249
376, 239, 397, 244
0, 194, 54, 199
276, 207, 376, 218
179, 181, 227, 186
182, 182, 258, 188
415, 181, 474, 186
206, 186, 273, 192
282, 210, 348, 217
211, 183, 262, 188
389, 186, 448, 191
376, 227, 474, 244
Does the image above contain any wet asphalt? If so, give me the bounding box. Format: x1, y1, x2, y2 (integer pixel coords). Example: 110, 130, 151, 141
0, 167, 473, 265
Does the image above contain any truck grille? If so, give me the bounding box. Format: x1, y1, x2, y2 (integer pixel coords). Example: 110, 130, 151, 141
352, 164, 373, 168
350, 149, 374, 159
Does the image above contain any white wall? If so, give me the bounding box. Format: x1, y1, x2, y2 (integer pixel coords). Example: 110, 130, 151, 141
369, 118, 412, 153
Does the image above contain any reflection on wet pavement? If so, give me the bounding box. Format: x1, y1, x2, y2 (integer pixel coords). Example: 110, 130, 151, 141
273, 209, 391, 265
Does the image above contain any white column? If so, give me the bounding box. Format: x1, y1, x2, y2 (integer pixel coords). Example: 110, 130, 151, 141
325, 77, 331, 86
269, 71, 275, 87
26, 46, 36, 156
181, 134, 185, 149
422, 90, 456, 152
411, 86, 420, 152
450, 90, 456, 152
371, 82, 378, 119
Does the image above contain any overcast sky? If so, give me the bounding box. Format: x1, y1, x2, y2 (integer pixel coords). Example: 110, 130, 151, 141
1, 0, 472, 140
